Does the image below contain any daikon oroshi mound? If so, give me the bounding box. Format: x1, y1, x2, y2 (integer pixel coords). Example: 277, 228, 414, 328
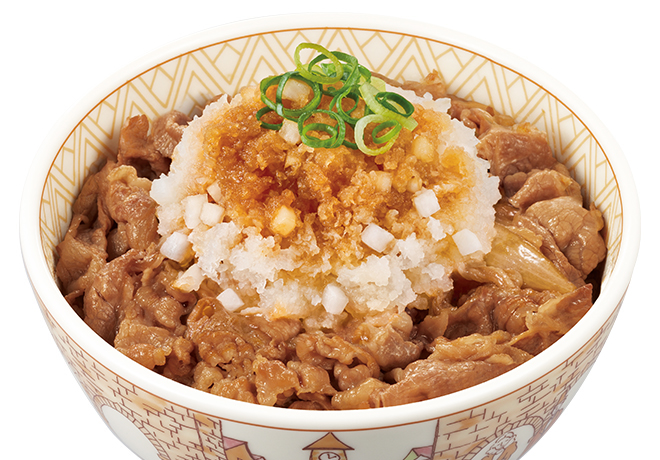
150, 84, 501, 325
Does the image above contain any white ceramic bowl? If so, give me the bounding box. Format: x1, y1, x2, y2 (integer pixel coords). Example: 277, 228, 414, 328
20, 13, 640, 460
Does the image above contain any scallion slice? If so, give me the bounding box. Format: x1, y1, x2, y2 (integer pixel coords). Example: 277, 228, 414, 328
258, 42, 417, 155
359, 81, 418, 132
255, 106, 283, 130
294, 43, 344, 85
259, 72, 322, 122
355, 114, 400, 156
298, 110, 346, 149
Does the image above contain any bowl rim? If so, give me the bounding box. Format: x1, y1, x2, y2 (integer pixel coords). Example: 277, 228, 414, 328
20, 12, 641, 431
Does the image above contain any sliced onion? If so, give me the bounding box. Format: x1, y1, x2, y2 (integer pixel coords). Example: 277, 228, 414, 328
485, 224, 576, 293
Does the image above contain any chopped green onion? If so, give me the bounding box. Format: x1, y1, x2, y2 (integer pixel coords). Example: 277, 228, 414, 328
260, 72, 322, 122
258, 42, 417, 156
375, 91, 415, 118
355, 114, 400, 156
331, 89, 363, 126
298, 110, 346, 149
372, 119, 402, 144
359, 81, 418, 132
255, 106, 283, 130
294, 43, 343, 85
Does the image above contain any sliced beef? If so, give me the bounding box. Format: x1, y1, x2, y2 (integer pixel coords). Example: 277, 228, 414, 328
507, 168, 583, 211
345, 310, 423, 372
367, 333, 531, 407
82, 247, 163, 343
477, 123, 557, 178
509, 284, 593, 355
295, 331, 381, 380
100, 165, 160, 255
150, 110, 191, 159
114, 319, 194, 378
331, 378, 390, 410
186, 297, 302, 369
444, 284, 556, 339
117, 111, 190, 179
55, 163, 114, 305
525, 196, 606, 277
192, 362, 257, 404
376, 70, 447, 100
253, 355, 300, 406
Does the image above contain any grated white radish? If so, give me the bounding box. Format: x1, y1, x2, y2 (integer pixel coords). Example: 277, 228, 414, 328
151, 84, 501, 321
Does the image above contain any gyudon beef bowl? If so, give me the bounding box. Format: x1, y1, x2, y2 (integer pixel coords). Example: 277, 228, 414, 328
20, 14, 639, 460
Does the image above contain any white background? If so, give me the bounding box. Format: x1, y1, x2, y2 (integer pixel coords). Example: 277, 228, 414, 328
3, 1, 657, 458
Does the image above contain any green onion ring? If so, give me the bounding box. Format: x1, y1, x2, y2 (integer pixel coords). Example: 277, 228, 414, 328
359, 81, 418, 132
310, 51, 358, 80
355, 114, 400, 156
257, 42, 416, 156
331, 89, 363, 126
298, 110, 346, 149
294, 43, 343, 85
342, 138, 358, 150
372, 119, 402, 144
255, 106, 283, 130
260, 72, 322, 121
315, 52, 361, 99
375, 91, 415, 118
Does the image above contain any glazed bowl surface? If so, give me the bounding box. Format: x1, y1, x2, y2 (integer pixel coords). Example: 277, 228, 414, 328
20, 13, 640, 460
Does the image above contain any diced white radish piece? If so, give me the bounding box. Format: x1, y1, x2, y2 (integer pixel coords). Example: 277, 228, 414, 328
413, 189, 440, 217
173, 264, 203, 292
270, 205, 297, 237
372, 171, 392, 193
217, 288, 244, 312
453, 229, 483, 255
411, 134, 435, 162
160, 232, 192, 263
279, 119, 301, 144
183, 194, 208, 229
207, 181, 223, 203
282, 78, 312, 104
361, 223, 395, 253
322, 284, 349, 315
200, 202, 225, 227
